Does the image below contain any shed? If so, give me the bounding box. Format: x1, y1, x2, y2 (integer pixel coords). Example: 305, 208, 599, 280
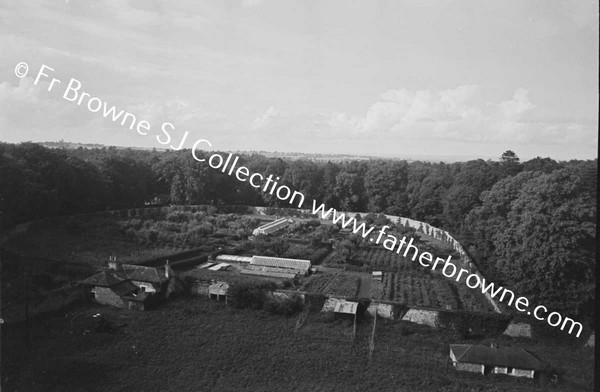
372, 271, 383, 281
334, 300, 358, 315
333, 300, 359, 338
209, 282, 229, 302
449, 344, 549, 379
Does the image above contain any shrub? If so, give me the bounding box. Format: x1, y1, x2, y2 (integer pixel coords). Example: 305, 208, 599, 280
264, 294, 304, 316
228, 281, 278, 309
309, 247, 331, 265
436, 310, 513, 338
304, 293, 328, 312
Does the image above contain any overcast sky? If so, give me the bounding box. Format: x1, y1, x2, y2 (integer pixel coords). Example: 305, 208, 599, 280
0, 0, 597, 160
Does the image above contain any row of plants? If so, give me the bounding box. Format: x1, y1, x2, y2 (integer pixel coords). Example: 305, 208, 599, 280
392, 273, 465, 310
324, 275, 361, 297
301, 274, 339, 293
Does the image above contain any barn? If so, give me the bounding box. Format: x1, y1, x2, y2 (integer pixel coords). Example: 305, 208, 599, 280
449, 344, 549, 379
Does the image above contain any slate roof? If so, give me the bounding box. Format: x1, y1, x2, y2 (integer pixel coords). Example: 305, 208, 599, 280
81, 264, 166, 288
122, 264, 166, 284
110, 280, 139, 296
450, 344, 548, 371
80, 270, 124, 287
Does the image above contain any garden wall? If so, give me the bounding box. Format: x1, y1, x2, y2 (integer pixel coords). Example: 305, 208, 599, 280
401, 308, 439, 327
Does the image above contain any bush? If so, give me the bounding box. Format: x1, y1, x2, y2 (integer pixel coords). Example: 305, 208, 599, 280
309, 247, 331, 265
228, 280, 278, 309
264, 294, 303, 316
304, 292, 328, 312
436, 310, 513, 338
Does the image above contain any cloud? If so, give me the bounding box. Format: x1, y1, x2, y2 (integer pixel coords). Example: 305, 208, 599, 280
250, 106, 279, 131
323, 85, 595, 145
497, 88, 535, 119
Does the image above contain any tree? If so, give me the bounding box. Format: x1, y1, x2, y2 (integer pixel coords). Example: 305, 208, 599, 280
465, 169, 596, 321
499, 150, 522, 176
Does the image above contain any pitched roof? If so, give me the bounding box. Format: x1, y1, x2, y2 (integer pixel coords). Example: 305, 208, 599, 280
80, 270, 125, 287
334, 301, 358, 315
110, 280, 139, 296
251, 255, 311, 271
122, 264, 166, 283
209, 281, 229, 295
450, 344, 548, 371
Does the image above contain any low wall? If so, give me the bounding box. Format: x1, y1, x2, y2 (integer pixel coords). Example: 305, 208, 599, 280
401, 308, 439, 327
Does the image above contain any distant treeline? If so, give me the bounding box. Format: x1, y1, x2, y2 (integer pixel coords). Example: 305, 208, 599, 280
0, 143, 596, 324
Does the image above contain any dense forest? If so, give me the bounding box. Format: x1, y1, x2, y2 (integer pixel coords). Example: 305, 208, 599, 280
0, 142, 596, 325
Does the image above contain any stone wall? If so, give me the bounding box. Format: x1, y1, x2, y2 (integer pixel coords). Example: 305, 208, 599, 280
455, 362, 482, 374
94, 287, 125, 308
366, 302, 400, 319
190, 281, 211, 296
401, 308, 439, 327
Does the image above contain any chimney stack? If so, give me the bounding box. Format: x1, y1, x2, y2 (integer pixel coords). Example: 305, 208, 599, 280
108, 255, 119, 270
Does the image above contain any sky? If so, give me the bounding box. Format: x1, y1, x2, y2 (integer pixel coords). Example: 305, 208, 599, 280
0, 0, 597, 160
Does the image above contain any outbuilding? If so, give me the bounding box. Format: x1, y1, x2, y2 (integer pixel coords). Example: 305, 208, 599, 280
449, 344, 550, 379
209, 281, 229, 303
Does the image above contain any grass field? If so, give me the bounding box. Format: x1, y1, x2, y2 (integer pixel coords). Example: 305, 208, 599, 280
2, 297, 594, 392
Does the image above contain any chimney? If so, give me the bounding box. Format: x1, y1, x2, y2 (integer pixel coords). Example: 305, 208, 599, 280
108, 255, 120, 270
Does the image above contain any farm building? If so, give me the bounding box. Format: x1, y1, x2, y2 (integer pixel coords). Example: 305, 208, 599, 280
252, 217, 293, 236
449, 344, 549, 379
80, 261, 172, 310
240, 255, 311, 279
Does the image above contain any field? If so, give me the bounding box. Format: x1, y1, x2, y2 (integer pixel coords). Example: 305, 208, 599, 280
2, 297, 594, 392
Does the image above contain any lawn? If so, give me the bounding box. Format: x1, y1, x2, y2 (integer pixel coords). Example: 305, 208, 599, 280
2, 297, 594, 392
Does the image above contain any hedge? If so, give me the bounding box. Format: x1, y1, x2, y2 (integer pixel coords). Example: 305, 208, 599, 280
436, 310, 513, 338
